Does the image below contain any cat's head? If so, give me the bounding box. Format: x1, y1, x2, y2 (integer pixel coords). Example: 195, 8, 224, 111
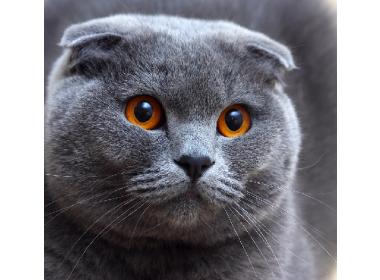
45, 15, 300, 245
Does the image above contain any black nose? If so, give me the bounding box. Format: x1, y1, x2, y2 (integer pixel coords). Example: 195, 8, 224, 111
175, 155, 214, 181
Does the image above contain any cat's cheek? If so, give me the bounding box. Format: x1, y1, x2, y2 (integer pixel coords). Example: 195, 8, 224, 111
217, 133, 272, 176
88, 120, 165, 169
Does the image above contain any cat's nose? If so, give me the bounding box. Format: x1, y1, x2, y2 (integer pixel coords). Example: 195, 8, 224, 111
175, 155, 214, 181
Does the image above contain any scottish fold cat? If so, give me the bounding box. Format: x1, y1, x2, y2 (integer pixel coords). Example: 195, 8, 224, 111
45, 1, 336, 279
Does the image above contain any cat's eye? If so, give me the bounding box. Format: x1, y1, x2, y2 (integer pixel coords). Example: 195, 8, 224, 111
125, 95, 163, 130
217, 104, 251, 138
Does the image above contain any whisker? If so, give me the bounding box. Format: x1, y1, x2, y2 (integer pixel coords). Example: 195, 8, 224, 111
45, 185, 130, 225
45, 184, 128, 216
223, 207, 258, 278
229, 205, 276, 278
218, 177, 243, 192
242, 191, 336, 262
65, 199, 148, 280
243, 189, 332, 242
45, 170, 134, 209
247, 213, 309, 265
297, 152, 326, 171
248, 180, 336, 212
210, 186, 238, 199
232, 204, 283, 275
57, 197, 138, 272
127, 203, 152, 248
138, 221, 162, 235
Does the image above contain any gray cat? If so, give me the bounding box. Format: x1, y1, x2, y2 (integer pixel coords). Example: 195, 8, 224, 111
45, 1, 336, 279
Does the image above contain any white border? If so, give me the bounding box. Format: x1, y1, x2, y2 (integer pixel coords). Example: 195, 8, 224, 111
0, 1, 44, 279
338, 0, 380, 279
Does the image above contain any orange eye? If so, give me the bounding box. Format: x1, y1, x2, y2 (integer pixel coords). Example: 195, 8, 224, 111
217, 104, 251, 138
125, 95, 163, 130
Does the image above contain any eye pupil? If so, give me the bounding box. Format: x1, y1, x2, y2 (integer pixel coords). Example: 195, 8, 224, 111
134, 101, 153, 122
225, 109, 243, 131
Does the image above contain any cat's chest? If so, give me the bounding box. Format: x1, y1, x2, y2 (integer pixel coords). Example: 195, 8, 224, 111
55, 244, 281, 280
46, 239, 311, 280
45, 215, 312, 280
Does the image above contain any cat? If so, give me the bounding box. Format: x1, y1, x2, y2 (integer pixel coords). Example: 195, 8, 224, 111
45, 1, 336, 279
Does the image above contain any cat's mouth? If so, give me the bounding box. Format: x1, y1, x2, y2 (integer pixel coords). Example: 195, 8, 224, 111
183, 186, 202, 200
167, 184, 205, 207
161, 198, 210, 228
145, 182, 224, 228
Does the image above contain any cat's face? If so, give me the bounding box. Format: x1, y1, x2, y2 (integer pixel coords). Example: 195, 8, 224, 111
46, 15, 300, 245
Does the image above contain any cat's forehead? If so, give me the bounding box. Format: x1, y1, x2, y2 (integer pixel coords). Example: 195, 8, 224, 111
63, 14, 253, 44
121, 44, 231, 119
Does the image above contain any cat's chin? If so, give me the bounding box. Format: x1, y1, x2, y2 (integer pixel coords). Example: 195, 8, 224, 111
157, 189, 218, 229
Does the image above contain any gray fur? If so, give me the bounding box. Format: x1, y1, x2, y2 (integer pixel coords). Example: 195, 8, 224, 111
45, 1, 336, 280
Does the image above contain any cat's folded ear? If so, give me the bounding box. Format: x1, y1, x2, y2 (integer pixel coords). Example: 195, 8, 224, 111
59, 19, 123, 48
59, 21, 126, 77
233, 31, 296, 85
60, 31, 122, 49
244, 33, 296, 71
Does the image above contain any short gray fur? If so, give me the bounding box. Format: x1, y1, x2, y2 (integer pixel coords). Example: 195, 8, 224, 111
45, 1, 336, 280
